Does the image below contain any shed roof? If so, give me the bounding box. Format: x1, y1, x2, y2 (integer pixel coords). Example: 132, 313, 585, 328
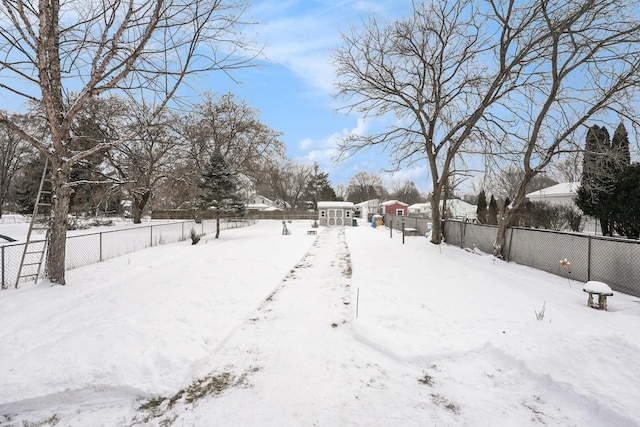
317, 201, 355, 209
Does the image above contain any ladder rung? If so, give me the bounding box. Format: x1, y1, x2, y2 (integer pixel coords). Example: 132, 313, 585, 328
25, 251, 44, 255
22, 262, 42, 267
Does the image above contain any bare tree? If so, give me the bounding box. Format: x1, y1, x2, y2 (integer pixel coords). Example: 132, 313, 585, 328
334, 184, 348, 201
264, 159, 313, 211
106, 106, 181, 223
333, 0, 557, 244
550, 153, 582, 184
389, 179, 422, 205
491, 0, 640, 257
488, 164, 557, 201
177, 93, 284, 200
346, 171, 386, 204
0, 0, 254, 285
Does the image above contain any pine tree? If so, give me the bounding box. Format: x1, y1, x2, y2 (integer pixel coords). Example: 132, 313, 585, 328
611, 122, 631, 167
306, 164, 338, 209
476, 190, 487, 224
488, 195, 499, 225
612, 163, 640, 239
198, 151, 246, 238
575, 125, 614, 235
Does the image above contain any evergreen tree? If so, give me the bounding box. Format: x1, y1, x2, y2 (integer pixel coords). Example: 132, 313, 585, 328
612, 163, 640, 239
198, 151, 246, 238
488, 195, 499, 225
476, 190, 487, 224
305, 163, 338, 209
611, 122, 631, 167
575, 125, 614, 235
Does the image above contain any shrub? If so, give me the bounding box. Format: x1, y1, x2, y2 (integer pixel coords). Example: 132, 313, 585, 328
190, 228, 201, 245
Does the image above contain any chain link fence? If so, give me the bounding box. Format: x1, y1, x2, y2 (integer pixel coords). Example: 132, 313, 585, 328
1, 218, 255, 289
384, 214, 640, 298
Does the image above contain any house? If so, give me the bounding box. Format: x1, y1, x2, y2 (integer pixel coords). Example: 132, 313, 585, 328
246, 195, 285, 212
317, 201, 355, 226
407, 199, 477, 219
408, 203, 430, 216
380, 200, 409, 216
525, 182, 580, 207
445, 199, 477, 219
354, 199, 380, 220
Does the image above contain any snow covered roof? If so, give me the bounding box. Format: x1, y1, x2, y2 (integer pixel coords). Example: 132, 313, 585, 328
407, 200, 476, 217
408, 203, 429, 210
526, 182, 580, 199
355, 199, 380, 207
380, 200, 408, 207
246, 203, 270, 210
317, 201, 355, 209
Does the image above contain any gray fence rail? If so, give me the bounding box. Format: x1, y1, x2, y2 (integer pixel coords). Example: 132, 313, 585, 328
1, 218, 254, 289
384, 214, 640, 298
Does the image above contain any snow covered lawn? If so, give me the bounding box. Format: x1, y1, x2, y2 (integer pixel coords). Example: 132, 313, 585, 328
0, 220, 639, 426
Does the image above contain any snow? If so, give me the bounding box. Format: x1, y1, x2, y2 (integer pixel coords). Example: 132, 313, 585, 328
0, 218, 178, 245
526, 182, 580, 197
584, 281, 613, 294
1, 220, 639, 426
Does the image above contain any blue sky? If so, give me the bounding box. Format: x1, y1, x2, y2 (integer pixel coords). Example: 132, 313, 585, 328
191, 0, 433, 193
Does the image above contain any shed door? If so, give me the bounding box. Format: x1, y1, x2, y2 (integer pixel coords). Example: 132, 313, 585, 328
328, 209, 344, 226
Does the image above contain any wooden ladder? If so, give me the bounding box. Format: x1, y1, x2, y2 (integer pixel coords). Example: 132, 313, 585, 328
15, 159, 52, 288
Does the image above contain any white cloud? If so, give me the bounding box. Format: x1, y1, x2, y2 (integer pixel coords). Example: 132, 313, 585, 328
381, 165, 432, 193
248, 1, 406, 95
297, 114, 370, 161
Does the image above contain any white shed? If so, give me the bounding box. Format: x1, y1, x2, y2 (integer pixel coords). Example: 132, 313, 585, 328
318, 201, 355, 226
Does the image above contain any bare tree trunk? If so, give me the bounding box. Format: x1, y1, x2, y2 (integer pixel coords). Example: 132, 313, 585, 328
132, 190, 151, 224
46, 163, 72, 285
494, 171, 537, 258
600, 218, 612, 237
215, 214, 220, 239
430, 185, 443, 244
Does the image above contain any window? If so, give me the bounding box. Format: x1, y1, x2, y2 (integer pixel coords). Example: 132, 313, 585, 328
346, 210, 351, 218
320, 210, 326, 218
396, 209, 404, 216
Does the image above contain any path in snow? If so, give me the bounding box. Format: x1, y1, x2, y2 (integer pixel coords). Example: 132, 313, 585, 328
136, 226, 439, 426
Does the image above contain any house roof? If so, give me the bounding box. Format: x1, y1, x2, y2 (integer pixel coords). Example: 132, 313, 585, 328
355, 199, 380, 207
407, 200, 477, 217
246, 203, 270, 210
380, 200, 409, 207
408, 203, 429, 210
526, 182, 580, 199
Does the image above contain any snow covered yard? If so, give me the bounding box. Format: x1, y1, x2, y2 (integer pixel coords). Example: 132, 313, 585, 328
0, 219, 639, 426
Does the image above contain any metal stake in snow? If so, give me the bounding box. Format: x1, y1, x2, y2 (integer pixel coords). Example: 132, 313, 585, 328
356, 287, 360, 319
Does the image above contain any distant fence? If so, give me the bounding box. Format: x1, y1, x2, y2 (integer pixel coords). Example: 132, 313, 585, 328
152, 209, 318, 221
384, 214, 640, 298
1, 218, 254, 289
